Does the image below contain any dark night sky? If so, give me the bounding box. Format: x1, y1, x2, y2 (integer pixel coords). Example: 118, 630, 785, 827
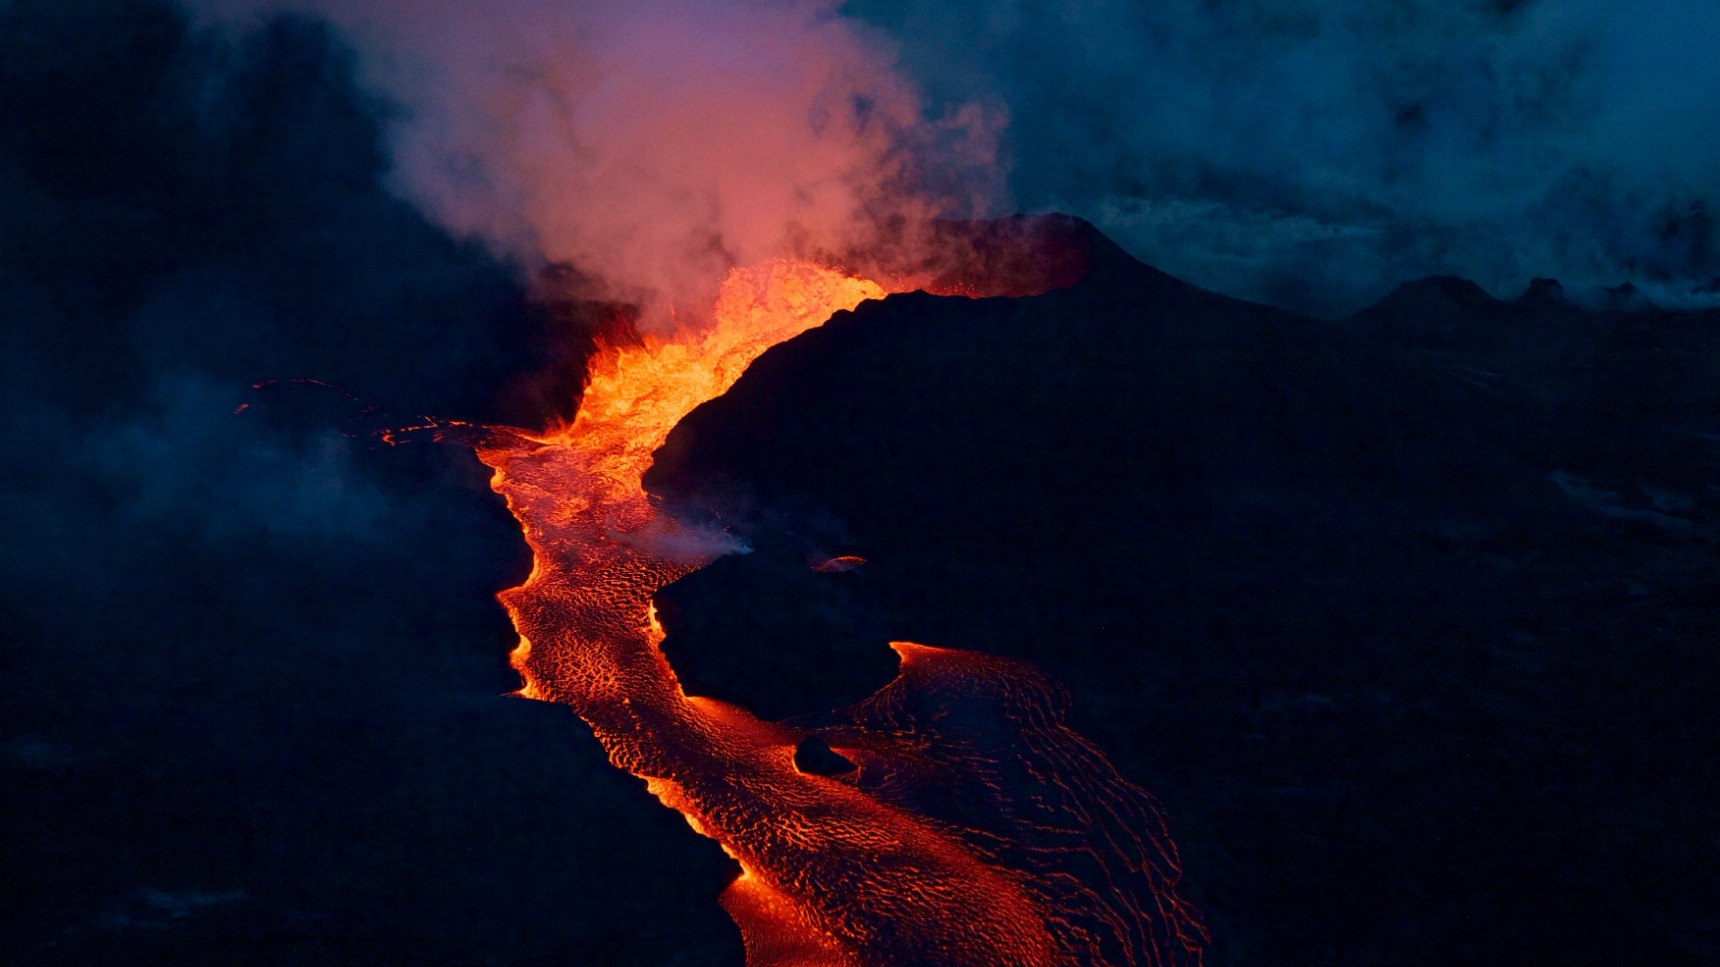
2, 1, 1717, 964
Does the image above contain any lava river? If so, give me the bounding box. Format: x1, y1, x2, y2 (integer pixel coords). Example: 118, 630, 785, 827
474, 259, 1207, 966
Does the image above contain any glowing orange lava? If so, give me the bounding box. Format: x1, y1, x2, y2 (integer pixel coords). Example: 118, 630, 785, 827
476, 259, 1206, 965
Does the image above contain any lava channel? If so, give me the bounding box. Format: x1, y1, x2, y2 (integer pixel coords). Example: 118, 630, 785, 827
475, 258, 1207, 966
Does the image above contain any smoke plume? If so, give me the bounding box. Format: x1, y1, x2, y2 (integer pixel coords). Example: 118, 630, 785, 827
187, 0, 1003, 325
182, 1, 1720, 316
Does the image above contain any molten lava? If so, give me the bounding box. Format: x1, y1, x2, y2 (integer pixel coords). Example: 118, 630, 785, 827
476, 258, 1206, 965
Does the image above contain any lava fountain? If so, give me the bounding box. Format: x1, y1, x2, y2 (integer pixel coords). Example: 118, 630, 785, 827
475, 256, 1207, 965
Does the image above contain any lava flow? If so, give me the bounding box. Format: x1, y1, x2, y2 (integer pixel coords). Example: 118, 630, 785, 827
476, 257, 1207, 965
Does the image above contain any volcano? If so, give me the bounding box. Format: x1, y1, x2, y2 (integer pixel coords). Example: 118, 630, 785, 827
640, 217, 1720, 964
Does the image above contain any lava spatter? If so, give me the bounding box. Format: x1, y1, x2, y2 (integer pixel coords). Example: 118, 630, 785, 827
476, 258, 1206, 965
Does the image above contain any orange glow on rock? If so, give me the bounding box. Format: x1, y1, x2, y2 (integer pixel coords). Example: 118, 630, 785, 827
475, 259, 1206, 965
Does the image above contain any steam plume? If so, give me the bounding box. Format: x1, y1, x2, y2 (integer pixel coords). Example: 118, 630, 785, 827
188, 0, 1003, 324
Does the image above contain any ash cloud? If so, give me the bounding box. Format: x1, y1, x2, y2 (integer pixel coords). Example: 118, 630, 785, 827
846, 0, 1720, 315
186, 0, 1004, 326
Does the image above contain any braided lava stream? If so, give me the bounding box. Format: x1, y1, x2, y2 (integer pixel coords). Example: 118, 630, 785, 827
475, 258, 1207, 965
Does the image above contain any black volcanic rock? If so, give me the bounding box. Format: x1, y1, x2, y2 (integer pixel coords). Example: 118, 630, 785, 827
792, 736, 858, 777
646, 221, 1720, 966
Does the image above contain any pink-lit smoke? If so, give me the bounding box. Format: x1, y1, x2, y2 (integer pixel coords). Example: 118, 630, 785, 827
188, 0, 1004, 324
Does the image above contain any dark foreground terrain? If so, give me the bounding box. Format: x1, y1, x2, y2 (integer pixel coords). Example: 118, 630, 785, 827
648, 220, 1720, 965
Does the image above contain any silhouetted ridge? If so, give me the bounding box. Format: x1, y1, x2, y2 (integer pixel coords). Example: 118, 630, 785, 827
1518, 277, 1565, 307
844, 213, 1188, 301
919, 214, 1102, 297
1339, 275, 1525, 348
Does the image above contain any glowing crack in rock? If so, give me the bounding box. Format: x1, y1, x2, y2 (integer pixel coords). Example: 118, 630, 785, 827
475, 258, 1207, 965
